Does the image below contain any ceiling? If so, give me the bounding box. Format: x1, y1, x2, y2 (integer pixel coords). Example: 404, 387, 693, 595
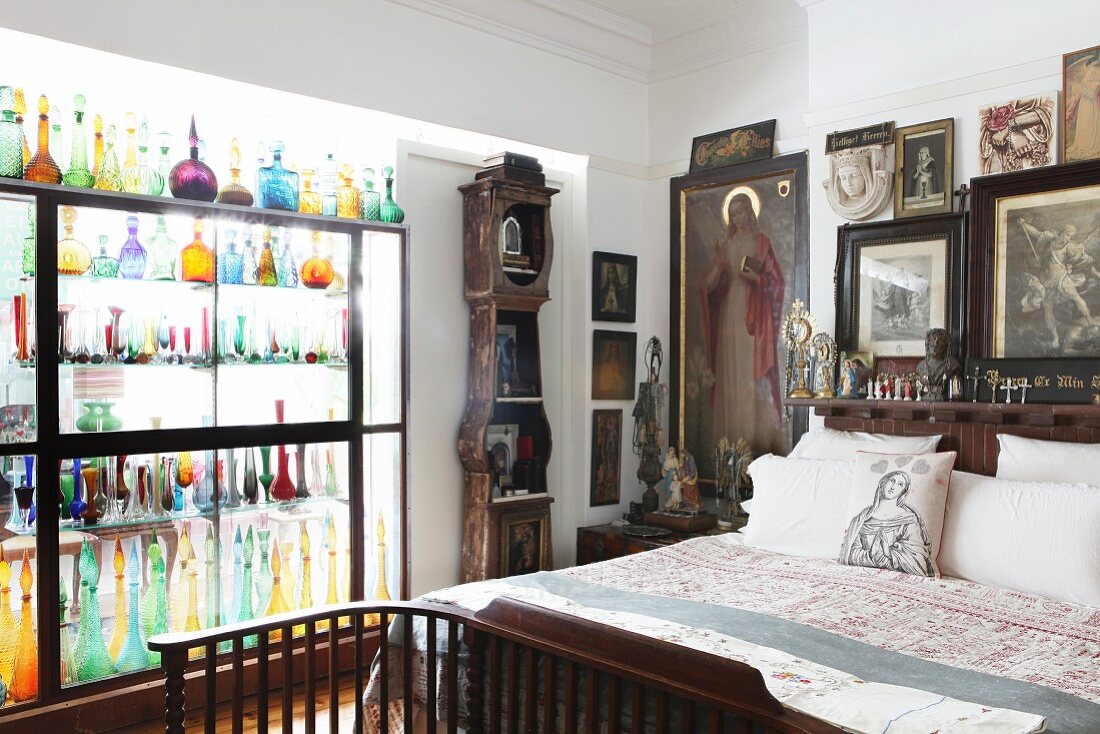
384, 0, 808, 82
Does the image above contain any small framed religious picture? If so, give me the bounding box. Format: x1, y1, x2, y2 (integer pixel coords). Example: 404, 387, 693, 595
590, 410, 622, 506
592, 330, 637, 400
894, 118, 954, 218
1063, 44, 1100, 163
500, 510, 550, 576
592, 251, 637, 322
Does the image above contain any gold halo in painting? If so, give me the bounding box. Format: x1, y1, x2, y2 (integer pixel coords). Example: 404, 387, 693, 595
722, 185, 761, 225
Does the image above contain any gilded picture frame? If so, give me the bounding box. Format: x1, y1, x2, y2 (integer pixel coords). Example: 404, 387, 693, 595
894, 118, 954, 218
500, 510, 550, 577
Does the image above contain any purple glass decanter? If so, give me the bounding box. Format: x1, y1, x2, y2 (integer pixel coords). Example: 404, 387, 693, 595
168, 115, 218, 201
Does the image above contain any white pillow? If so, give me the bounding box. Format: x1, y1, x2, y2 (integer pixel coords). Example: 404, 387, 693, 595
743, 455, 854, 559
939, 471, 1100, 608
739, 498, 754, 514
996, 434, 1100, 484
789, 427, 941, 461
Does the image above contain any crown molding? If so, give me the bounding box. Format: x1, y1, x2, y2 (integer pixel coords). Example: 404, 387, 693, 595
525, 0, 652, 45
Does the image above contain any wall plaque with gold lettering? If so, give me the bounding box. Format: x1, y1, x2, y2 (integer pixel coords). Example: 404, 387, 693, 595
965, 357, 1100, 404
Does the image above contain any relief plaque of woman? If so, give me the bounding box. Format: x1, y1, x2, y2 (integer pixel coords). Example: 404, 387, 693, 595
838, 470, 934, 576
699, 191, 785, 450
822, 146, 892, 221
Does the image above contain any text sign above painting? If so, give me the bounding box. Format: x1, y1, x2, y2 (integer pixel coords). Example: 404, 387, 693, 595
966, 358, 1100, 404
689, 120, 776, 173
826, 122, 895, 153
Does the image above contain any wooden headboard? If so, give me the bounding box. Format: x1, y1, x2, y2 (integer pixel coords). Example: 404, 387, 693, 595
792, 399, 1100, 476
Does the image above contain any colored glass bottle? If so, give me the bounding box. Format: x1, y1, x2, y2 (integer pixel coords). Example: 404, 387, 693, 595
203, 525, 218, 630
76, 540, 115, 681
225, 451, 242, 508
257, 141, 299, 211
255, 528, 273, 618
62, 94, 95, 187
57, 206, 92, 275
90, 234, 119, 277
107, 536, 128, 662
10, 550, 38, 701
59, 578, 77, 685
374, 512, 392, 602
243, 447, 259, 504
116, 544, 150, 672
91, 113, 103, 178
147, 215, 177, 280
122, 113, 138, 170
169, 115, 218, 201
324, 513, 339, 605
155, 131, 171, 191
379, 166, 405, 223
228, 526, 244, 622
80, 466, 102, 525
258, 446, 274, 502
13, 89, 29, 169
122, 119, 163, 196
0, 554, 16, 692
23, 94, 61, 183
169, 527, 192, 632
257, 228, 278, 286
140, 530, 162, 640
336, 164, 361, 218
215, 138, 254, 206
277, 231, 298, 288
297, 168, 322, 214
270, 401, 296, 501
319, 149, 338, 216
93, 124, 123, 191
49, 104, 65, 172
181, 217, 215, 283
300, 231, 335, 288
21, 203, 35, 276
217, 229, 244, 284
239, 527, 257, 646
117, 215, 148, 279
294, 444, 309, 499
241, 229, 259, 285
0, 86, 26, 178
264, 541, 291, 640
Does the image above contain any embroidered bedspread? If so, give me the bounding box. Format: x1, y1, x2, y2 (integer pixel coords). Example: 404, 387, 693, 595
369, 536, 1100, 733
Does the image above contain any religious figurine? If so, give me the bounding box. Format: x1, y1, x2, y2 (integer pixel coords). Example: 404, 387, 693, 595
915, 328, 961, 401
679, 451, 702, 509
661, 447, 681, 508
822, 145, 893, 220
811, 331, 837, 398
632, 337, 667, 513
839, 359, 856, 398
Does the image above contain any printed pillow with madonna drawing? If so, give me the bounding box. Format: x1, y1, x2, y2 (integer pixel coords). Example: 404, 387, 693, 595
837, 450, 956, 577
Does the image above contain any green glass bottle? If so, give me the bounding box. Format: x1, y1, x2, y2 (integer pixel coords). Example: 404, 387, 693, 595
204, 525, 219, 631
62, 94, 95, 188
50, 104, 64, 173
147, 215, 177, 281
140, 530, 162, 640
0, 86, 25, 178
115, 544, 150, 672
75, 540, 116, 681
90, 235, 120, 278
361, 167, 382, 221
239, 526, 257, 647
21, 202, 34, 276
379, 166, 405, 223
59, 578, 77, 685
255, 528, 273, 616
257, 229, 278, 286
93, 124, 123, 191
122, 119, 164, 196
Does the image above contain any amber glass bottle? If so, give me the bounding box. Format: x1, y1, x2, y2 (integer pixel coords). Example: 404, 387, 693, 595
23, 94, 61, 183
180, 218, 215, 283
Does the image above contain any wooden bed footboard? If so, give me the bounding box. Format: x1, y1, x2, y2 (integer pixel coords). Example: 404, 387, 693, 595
148, 598, 843, 734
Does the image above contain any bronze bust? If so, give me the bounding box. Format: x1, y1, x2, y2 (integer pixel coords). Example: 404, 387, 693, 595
915, 328, 960, 401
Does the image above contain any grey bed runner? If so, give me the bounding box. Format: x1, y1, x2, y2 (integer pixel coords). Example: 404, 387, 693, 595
500, 571, 1098, 733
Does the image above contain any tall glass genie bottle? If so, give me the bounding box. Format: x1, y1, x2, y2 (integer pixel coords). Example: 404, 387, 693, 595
75, 540, 115, 681
10, 550, 38, 702
116, 544, 150, 672
107, 536, 128, 662
168, 115, 218, 201
49, 104, 65, 174
24, 94, 62, 183
181, 217, 215, 283
257, 227, 278, 286
93, 124, 123, 191
0, 553, 17, 693
379, 166, 405, 223
257, 141, 299, 211
91, 113, 103, 178
122, 120, 163, 196
215, 138, 254, 206
277, 231, 299, 288
0, 86, 26, 178
59, 578, 77, 685
148, 215, 178, 280
117, 215, 148, 279
62, 94, 95, 188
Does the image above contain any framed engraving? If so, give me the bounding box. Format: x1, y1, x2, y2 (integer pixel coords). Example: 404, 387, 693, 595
894, 118, 954, 218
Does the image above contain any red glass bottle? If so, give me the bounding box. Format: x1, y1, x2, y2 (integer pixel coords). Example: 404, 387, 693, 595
180, 217, 215, 283
269, 399, 296, 501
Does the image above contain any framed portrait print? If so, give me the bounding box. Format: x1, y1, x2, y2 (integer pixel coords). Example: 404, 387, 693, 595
590, 409, 622, 506
670, 152, 809, 483
500, 510, 550, 576
1063, 44, 1100, 163
592, 330, 637, 400
835, 213, 966, 359
894, 118, 954, 218
486, 423, 519, 487
592, 251, 637, 322
969, 159, 1100, 359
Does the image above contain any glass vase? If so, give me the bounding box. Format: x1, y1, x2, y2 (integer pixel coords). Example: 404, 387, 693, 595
181, 217, 215, 283
117, 215, 147, 279
243, 447, 259, 504
0, 86, 24, 178
224, 451, 242, 508
294, 444, 309, 499
270, 445, 295, 501
23, 94, 61, 183
168, 115, 218, 201
379, 166, 405, 223
92, 124, 123, 191
258, 446, 274, 502
79, 466, 102, 525
257, 141, 299, 211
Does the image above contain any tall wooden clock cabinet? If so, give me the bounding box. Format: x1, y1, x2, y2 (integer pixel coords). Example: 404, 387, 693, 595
458, 155, 558, 582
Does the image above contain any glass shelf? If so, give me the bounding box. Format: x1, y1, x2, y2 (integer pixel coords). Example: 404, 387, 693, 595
56, 274, 212, 292
218, 283, 348, 298
60, 363, 213, 371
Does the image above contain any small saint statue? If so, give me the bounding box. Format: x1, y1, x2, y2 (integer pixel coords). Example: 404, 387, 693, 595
915, 328, 961, 401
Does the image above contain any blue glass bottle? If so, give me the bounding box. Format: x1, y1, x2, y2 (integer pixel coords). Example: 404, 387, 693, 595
0, 86, 23, 178
257, 141, 298, 211
241, 227, 259, 285
117, 216, 147, 279
217, 229, 244, 285
277, 232, 298, 288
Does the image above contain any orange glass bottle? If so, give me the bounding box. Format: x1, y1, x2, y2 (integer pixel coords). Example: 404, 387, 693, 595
180, 217, 215, 283
91, 113, 103, 177
23, 94, 61, 183
10, 550, 38, 702
0, 553, 16, 693
300, 231, 335, 289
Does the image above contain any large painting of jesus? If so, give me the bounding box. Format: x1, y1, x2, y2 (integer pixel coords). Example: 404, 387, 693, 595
671, 153, 809, 484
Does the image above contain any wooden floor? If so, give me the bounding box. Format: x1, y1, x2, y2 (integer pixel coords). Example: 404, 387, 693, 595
111, 675, 359, 733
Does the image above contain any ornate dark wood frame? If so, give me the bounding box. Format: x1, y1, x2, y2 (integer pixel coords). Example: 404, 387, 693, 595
967, 158, 1100, 359
893, 117, 955, 218
669, 152, 810, 478
835, 212, 967, 359
589, 409, 623, 507
591, 251, 638, 323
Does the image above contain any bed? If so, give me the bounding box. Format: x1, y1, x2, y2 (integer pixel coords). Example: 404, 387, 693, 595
151, 428, 1100, 734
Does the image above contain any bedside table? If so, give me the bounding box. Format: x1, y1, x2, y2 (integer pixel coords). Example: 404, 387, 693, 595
575, 519, 745, 565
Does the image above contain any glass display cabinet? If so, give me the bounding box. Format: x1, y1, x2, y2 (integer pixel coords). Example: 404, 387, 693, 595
0, 178, 407, 716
